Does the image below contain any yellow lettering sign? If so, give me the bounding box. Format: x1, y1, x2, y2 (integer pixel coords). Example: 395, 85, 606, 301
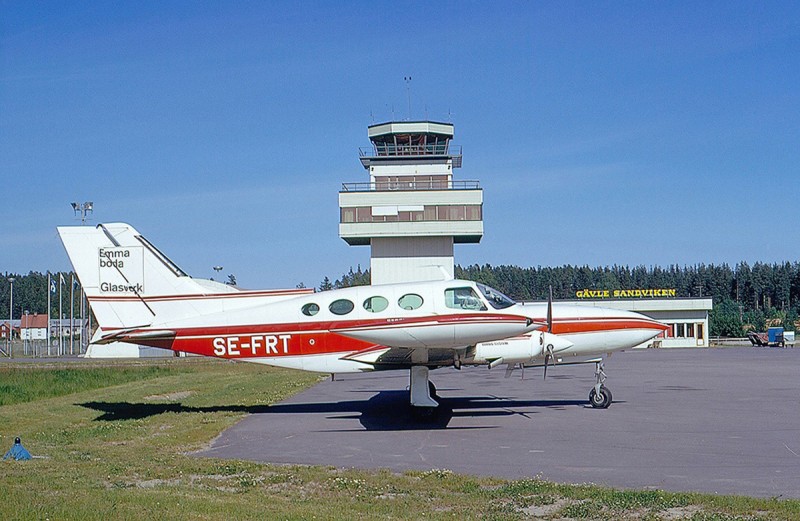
575, 288, 676, 298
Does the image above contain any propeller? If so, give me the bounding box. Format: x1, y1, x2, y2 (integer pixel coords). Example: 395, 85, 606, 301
543, 285, 554, 380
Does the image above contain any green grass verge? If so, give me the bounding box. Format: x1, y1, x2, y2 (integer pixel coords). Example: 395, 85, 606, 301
0, 361, 196, 406
1, 359, 798, 520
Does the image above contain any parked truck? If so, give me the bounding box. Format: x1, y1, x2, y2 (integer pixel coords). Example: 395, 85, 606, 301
748, 327, 794, 347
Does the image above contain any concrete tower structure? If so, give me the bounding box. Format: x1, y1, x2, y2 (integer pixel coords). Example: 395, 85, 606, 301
339, 121, 483, 284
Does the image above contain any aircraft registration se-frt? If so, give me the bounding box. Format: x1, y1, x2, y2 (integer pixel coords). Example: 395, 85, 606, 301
58, 223, 668, 414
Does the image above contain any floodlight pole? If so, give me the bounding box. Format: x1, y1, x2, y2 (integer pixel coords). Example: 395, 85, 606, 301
70, 274, 75, 355
59, 276, 63, 356
6, 277, 14, 357
47, 273, 51, 357
23, 310, 28, 356
80, 285, 85, 353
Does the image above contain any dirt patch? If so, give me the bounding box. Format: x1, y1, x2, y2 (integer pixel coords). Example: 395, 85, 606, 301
522, 498, 577, 517
660, 505, 703, 520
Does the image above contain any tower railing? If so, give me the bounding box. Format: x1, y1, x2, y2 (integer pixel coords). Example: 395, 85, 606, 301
359, 144, 462, 158
341, 180, 480, 192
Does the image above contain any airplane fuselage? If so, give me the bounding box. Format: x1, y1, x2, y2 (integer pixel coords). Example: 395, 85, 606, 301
97, 280, 666, 374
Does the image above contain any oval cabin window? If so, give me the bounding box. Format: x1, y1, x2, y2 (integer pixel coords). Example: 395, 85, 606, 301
398, 293, 423, 310
301, 303, 320, 316
329, 299, 355, 316
363, 296, 389, 313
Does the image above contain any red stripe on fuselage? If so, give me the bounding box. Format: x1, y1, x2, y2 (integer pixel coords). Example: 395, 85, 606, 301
113, 313, 531, 359
550, 317, 668, 335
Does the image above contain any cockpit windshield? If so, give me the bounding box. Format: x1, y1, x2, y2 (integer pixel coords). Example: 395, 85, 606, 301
477, 283, 516, 309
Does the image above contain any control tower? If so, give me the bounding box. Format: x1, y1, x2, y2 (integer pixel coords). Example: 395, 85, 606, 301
339, 121, 483, 284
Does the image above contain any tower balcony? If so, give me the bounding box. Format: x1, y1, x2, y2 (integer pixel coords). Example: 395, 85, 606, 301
358, 145, 462, 169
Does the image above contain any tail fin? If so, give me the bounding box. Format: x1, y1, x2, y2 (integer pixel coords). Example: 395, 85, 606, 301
57, 223, 236, 331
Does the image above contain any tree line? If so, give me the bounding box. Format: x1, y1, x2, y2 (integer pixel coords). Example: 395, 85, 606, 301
1, 271, 85, 322
322, 262, 800, 336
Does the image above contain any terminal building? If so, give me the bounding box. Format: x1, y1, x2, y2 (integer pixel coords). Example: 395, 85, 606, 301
339, 119, 712, 348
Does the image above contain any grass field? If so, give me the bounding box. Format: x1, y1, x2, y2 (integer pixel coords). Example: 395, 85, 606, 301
1, 359, 798, 520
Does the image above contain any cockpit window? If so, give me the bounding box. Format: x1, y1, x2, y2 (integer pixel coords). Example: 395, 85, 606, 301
477, 283, 516, 309
445, 287, 488, 311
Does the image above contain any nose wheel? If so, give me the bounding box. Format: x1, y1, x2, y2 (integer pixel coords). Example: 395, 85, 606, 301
589, 385, 612, 408
589, 361, 612, 408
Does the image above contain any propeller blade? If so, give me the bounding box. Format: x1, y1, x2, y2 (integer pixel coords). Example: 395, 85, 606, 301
543, 342, 554, 380
547, 285, 553, 333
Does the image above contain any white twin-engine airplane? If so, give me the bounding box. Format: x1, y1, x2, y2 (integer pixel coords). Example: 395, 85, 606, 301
58, 223, 667, 414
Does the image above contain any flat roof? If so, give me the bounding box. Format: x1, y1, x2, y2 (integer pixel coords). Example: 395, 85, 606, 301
368, 121, 454, 139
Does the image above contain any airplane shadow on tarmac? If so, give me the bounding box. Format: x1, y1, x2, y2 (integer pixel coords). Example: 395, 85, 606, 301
78, 392, 587, 431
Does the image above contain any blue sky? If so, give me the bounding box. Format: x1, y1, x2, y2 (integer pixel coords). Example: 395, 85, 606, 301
1, 1, 798, 289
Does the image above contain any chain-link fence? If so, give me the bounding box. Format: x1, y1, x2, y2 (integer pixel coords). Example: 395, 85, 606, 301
1, 338, 88, 358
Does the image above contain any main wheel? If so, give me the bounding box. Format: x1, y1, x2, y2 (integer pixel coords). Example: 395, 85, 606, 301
589, 386, 612, 408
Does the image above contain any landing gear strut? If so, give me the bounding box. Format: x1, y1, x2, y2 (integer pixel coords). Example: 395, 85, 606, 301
410, 365, 439, 408
589, 361, 612, 408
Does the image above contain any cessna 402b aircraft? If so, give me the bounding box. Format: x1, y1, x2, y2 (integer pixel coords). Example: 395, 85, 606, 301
58, 223, 667, 414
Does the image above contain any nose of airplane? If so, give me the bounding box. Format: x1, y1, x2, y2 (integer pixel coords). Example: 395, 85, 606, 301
610, 308, 668, 331
638, 313, 670, 332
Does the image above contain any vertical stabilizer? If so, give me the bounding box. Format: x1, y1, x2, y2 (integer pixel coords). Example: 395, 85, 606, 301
58, 222, 313, 340
57, 223, 231, 331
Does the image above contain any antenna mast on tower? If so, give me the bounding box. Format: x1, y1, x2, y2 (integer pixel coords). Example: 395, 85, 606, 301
404, 76, 412, 120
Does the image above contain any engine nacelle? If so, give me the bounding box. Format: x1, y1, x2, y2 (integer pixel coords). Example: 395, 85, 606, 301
470, 331, 573, 365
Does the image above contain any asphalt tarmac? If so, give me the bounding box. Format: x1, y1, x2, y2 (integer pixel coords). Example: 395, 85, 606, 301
197, 347, 800, 498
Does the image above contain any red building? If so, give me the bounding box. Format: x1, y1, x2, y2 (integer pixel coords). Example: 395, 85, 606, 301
0, 321, 16, 340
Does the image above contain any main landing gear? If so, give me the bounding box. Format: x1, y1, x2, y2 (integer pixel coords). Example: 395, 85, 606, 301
409, 366, 439, 419
589, 360, 612, 408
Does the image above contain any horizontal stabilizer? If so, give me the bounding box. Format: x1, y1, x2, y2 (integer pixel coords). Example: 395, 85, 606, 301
97, 328, 176, 345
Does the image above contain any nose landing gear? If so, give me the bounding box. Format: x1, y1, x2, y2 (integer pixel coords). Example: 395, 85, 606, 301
589, 361, 612, 408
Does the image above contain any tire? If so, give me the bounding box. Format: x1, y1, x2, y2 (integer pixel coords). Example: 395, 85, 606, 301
589, 386, 612, 409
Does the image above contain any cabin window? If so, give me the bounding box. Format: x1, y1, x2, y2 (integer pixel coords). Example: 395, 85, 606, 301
398, 293, 423, 310
445, 287, 487, 311
329, 299, 355, 315
301, 303, 320, 316
363, 296, 389, 313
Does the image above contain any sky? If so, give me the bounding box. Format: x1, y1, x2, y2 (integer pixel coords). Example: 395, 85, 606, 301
1, 1, 799, 289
